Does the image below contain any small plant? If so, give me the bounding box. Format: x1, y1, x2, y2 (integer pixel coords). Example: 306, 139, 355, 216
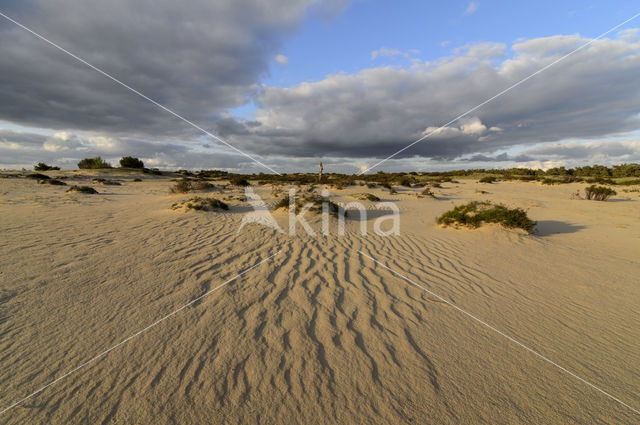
192, 180, 214, 191
34, 162, 60, 171
172, 197, 229, 211
476, 190, 489, 194
77, 157, 112, 169
366, 183, 376, 189
380, 182, 392, 190
437, 201, 535, 233
389, 188, 398, 195
133, 178, 143, 182
352, 193, 381, 202
397, 177, 413, 187
479, 176, 497, 184
67, 185, 98, 194
26, 173, 50, 180
584, 185, 616, 201
119, 156, 145, 168
170, 180, 192, 193
38, 179, 66, 186
421, 188, 436, 198
230, 176, 250, 186
92, 178, 121, 185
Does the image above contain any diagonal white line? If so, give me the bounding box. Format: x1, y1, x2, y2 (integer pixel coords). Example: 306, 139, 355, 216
0, 250, 281, 416
0, 10, 281, 175
359, 250, 640, 417
358, 11, 640, 175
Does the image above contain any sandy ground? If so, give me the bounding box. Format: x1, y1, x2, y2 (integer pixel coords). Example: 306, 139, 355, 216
1, 171, 639, 424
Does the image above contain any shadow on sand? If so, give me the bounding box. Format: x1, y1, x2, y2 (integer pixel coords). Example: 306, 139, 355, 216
535, 220, 586, 236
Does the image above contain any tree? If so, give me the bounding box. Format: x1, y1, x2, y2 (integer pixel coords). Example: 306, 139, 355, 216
77, 157, 112, 169
119, 156, 144, 169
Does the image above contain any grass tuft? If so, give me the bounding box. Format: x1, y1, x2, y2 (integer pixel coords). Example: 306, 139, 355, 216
67, 185, 98, 194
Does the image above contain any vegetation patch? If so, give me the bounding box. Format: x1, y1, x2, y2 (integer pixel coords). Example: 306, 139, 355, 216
479, 176, 498, 184
351, 193, 381, 202
437, 201, 535, 233
171, 197, 229, 211
67, 185, 99, 194
421, 188, 436, 198
119, 156, 144, 168
34, 162, 60, 171
230, 176, 250, 186
273, 194, 345, 217
38, 179, 66, 186
584, 185, 616, 201
92, 178, 121, 185
78, 157, 112, 169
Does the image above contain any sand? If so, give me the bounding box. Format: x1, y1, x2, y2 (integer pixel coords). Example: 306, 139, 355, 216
1, 171, 639, 424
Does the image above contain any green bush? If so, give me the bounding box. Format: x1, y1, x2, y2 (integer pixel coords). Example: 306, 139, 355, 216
173, 197, 229, 211
34, 162, 60, 171
170, 179, 192, 193
421, 188, 436, 198
479, 176, 497, 184
91, 178, 121, 185
77, 157, 111, 169
352, 193, 381, 202
437, 201, 535, 233
230, 176, 250, 186
119, 156, 144, 168
67, 185, 98, 194
584, 185, 616, 201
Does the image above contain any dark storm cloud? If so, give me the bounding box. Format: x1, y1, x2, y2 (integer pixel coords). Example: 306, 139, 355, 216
0, 0, 349, 139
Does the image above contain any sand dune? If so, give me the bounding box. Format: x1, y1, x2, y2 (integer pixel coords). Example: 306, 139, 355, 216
1, 172, 639, 424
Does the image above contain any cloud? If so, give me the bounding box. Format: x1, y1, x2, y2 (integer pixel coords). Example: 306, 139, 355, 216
275, 54, 289, 65
371, 47, 410, 60
465, 1, 479, 15
0, 0, 349, 140
214, 32, 640, 163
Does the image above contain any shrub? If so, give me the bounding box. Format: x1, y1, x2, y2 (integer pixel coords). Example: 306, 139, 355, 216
26, 173, 49, 180
479, 176, 497, 184
352, 193, 381, 202
34, 162, 60, 171
67, 185, 98, 194
366, 183, 376, 188
38, 179, 66, 186
133, 178, 143, 182
437, 201, 535, 233
170, 180, 192, 193
172, 197, 229, 211
421, 188, 436, 198
273, 197, 291, 210
192, 180, 214, 191
584, 185, 616, 201
380, 182, 392, 189
77, 157, 111, 169
119, 156, 144, 168
91, 178, 121, 185
541, 178, 562, 185
389, 188, 398, 194
397, 177, 413, 187
230, 176, 250, 186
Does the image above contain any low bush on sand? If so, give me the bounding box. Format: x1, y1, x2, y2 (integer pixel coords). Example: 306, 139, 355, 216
230, 176, 250, 186
421, 188, 436, 198
170, 180, 193, 193
273, 194, 345, 216
380, 182, 392, 190
133, 178, 143, 182
26, 173, 50, 180
584, 185, 616, 201
351, 193, 381, 202
34, 162, 60, 171
479, 176, 497, 183
38, 179, 66, 186
437, 201, 535, 233
92, 178, 121, 185
541, 178, 563, 185
397, 177, 413, 187
67, 185, 98, 194
171, 197, 229, 211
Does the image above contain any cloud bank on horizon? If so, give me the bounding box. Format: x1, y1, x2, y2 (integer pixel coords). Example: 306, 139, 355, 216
0, 0, 639, 172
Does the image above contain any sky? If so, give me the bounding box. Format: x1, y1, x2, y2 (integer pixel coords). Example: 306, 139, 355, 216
0, 0, 639, 173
